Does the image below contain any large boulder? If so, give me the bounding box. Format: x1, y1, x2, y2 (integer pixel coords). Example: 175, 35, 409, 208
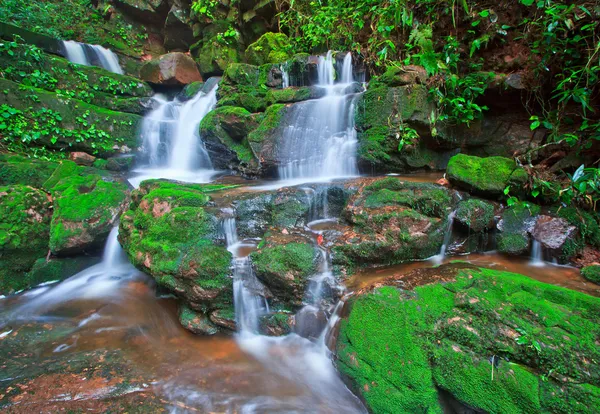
47, 162, 130, 255
0, 154, 58, 187
496, 202, 540, 256
140, 52, 202, 85
337, 266, 600, 414
0, 185, 52, 294
454, 198, 495, 233
119, 180, 235, 332
332, 177, 454, 271
446, 153, 528, 198
192, 26, 244, 78
245, 32, 292, 66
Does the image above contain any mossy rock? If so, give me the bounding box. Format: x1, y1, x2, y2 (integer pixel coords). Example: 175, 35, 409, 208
182, 81, 205, 99
454, 198, 495, 232
338, 266, 600, 413
119, 180, 237, 316
0, 78, 142, 157
194, 35, 242, 78
332, 177, 453, 271
0, 43, 152, 112
49, 170, 129, 255
581, 265, 600, 285
245, 32, 292, 66
26, 255, 101, 288
251, 238, 319, 306
179, 304, 219, 335
354, 82, 443, 173
497, 202, 539, 256
0, 185, 52, 294
446, 153, 527, 198
199, 106, 259, 174
266, 86, 315, 104
0, 154, 58, 187
497, 232, 530, 256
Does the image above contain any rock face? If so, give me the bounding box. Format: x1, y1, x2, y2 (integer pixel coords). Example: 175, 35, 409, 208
337, 266, 600, 414
332, 177, 454, 270
140, 52, 203, 85
0, 185, 52, 294
447, 154, 528, 198
119, 180, 234, 329
47, 162, 130, 255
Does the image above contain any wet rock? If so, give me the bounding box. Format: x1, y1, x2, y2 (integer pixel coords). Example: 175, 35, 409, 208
69, 151, 96, 166
163, 3, 194, 51
0, 185, 52, 294
245, 32, 292, 66
140, 52, 202, 85
496, 202, 539, 256
119, 180, 235, 318
531, 215, 578, 251
106, 156, 134, 172
447, 154, 528, 198
338, 266, 600, 414
259, 312, 295, 336
210, 307, 237, 331
332, 177, 454, 269
454, 198, 495, 233
293, 306, 327, 340
26, 255, 102, 287
179, 304, 219, 335
251, 233, 320, 306
192, 28, 243, 78
47, 162, 130, 255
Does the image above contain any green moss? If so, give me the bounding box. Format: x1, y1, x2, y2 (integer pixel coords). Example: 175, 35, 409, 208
182, 81, 205, 99
266, 87, 311, 104
26, 256, 100, 288
581, 265, 600, 284
446, 154, 527, 197
178, 304, 218, 335
338, 267, 600, 413
455, 198, 495, 232
248, 104, 286, 143
0, 153, 58, 187
195, 36, 242, 76
245, 32, 292, 66
43, 160, 82, 190
497, 232, 529, 255
0, 184, 51, 293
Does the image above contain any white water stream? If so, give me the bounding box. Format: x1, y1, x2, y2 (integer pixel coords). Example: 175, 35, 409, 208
62, 40, 123, 74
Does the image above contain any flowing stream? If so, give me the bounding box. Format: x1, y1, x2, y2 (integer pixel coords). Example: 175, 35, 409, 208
61, 40, 123, 74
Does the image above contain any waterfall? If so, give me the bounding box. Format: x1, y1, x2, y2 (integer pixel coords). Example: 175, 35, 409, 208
432, 210, 456, 264
280, 64, 290, 88
129, 83, 218, 187
223, 217, 268, 334
61, 40, 123, 74
530, 240, 545, 267
277, 51, 361, 182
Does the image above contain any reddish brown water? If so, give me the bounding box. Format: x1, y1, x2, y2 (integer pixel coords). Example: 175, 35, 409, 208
350, 252, 598, 296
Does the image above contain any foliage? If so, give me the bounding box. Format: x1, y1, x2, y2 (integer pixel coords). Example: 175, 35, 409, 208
530, 164, 600, 209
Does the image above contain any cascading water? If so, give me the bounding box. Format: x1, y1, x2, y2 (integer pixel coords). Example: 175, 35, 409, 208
277, 51, 361, 183
530, 240, 545, 267
129, 82, 219, 187
433, 210, 456, 264
61, 40, 123, 74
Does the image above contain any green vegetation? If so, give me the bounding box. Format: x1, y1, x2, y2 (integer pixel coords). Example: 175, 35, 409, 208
581, 265, 600, 285
245, 32, 293, 66
454, 198, 494, 232
338, 267, 600, 413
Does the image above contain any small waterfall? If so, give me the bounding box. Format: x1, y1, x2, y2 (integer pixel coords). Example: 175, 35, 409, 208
130, 83, 218, 186
1, 227, 139, 324
530, 240, 545, 267
224, 217, 268, 334
277, 51, 361, 182
433, 210, 456, 264
280, 64, 290, 88
61, 40, 123, 74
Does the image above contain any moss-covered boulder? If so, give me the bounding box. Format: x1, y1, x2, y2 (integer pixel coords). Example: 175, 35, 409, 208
497, 202, 540, 256
47, 162, 130, 255
332, 177, 454, 271
0, 185, 52, 294
247, 103, 288, 174
140, 52, 203, 85
193, 32, 243, 78
581, 265, 600, 284
119, 180, 236, 328
178, 304, 219, 335
447, 153, 528, 198
0, 154, 58, 187
216, 63, 270, 113
337, 266, 600, 414
245, 32, 292, 66
454, 198, 495, 233
251, 233, 319, 306
199, 106, 259, 175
